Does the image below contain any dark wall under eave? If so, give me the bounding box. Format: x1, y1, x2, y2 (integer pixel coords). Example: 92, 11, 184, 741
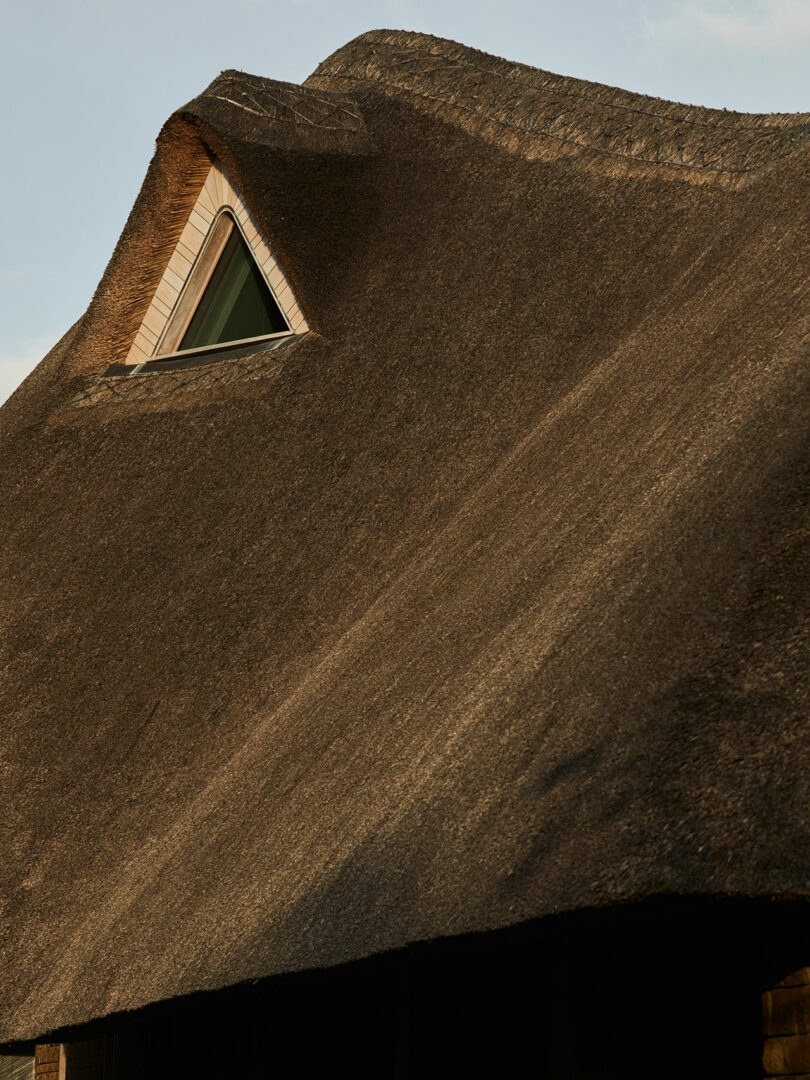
25, 899, 801, 1080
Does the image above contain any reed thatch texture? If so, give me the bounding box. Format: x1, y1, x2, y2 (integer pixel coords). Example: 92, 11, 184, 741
309, 29, 810, 177
98, 125, 216, 370
1, 29, 810, 1048
71, 350, 281, 407
183, 70, 373, 154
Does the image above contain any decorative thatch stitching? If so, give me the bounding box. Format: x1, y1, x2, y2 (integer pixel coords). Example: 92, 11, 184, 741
201, 72, 367, 134
309, 31, 810, 175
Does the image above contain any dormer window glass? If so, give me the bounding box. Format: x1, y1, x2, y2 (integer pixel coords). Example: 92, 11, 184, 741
179, 219, 288, 350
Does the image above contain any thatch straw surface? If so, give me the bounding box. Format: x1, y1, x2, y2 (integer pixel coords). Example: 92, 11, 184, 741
309, 30, 810, 177
1, 29, 810, 1044
69, 337, 303, 410
184, 70, 373, 154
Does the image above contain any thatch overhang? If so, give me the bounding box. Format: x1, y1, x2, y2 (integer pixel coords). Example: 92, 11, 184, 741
1, 29, 810, 1044
181, 70, 373, 155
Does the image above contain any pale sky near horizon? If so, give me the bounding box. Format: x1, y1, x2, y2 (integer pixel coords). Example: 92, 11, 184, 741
2, 0, 810, 405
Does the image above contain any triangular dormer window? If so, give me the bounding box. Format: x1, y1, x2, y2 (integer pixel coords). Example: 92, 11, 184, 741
125, 162, 307, 366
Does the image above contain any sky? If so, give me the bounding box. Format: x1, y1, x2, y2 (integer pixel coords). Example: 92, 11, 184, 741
2, 0, 810, 405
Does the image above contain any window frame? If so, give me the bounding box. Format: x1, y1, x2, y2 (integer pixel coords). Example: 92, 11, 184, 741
151, 207, 293, 363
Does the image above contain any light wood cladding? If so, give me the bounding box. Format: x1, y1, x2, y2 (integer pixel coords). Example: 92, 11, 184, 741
158, 213, 234, 356
33, 1046, 59, 1080
125, 160, 307, 364
764, 970, 810, 1077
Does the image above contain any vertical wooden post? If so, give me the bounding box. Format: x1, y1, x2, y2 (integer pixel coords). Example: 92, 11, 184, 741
33, 1046, 60, 1080
34, 1042, 107, 1080
763, 967, 810, 1077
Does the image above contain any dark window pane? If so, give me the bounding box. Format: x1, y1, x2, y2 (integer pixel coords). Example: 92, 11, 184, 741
180, 223, 288, 351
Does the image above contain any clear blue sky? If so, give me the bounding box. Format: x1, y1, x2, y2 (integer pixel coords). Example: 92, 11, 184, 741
2, 0, 810, 403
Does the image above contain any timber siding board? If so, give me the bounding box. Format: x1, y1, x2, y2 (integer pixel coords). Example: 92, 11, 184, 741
765, 986, 810, 1036
251, 238, 271, 266
764, 972, 810, 1076
152, 294, 173, 319
162, 266, 186, 294
764, 1034, 810, 1075
167, 249, 194, 281
141, 304, 166, 339
267, 264, 285, 294
125, 340, 151, 365
62, 1040, 104, 1080
241, 216, 260, 246
34, 1046, 59, 1080
178, 220, 206, 255
288, 303, 305, 332
154, 280, 181, 311
196, 185, 218, 217
136, 322, 158, 348
188, 208, 212, 236
176, 240, 197, 265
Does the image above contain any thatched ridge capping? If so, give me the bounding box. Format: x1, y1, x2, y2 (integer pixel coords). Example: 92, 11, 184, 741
309, 28, 810, 175
180, 70, 374, 155
201, 71, 368, 132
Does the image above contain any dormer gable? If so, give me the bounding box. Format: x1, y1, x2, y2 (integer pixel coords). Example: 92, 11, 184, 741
125, 161, 307, 366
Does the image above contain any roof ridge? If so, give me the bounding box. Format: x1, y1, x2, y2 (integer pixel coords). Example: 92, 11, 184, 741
193, 70, 368, 135
307, 29, 810, 175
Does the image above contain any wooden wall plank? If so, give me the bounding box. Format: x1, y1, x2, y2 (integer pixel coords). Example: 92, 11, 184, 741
764, 1033, 810, 1075
765, 986, 810, 1036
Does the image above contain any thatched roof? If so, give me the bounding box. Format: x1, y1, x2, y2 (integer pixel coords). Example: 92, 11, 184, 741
1, 28, 810, 1043
309, 29, 810, 176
